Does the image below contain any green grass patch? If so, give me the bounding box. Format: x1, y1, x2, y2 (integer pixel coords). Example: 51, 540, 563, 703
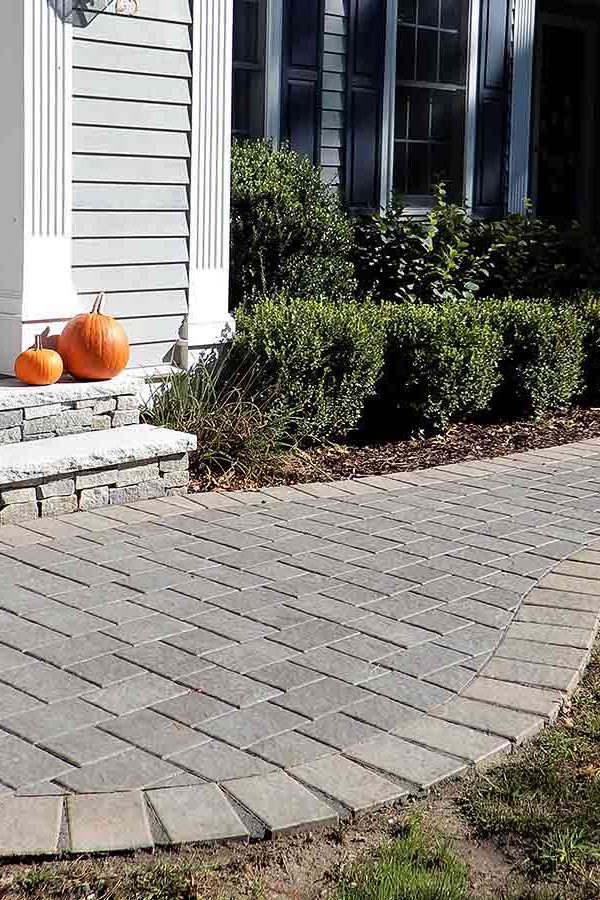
461, 646, 600, 899
335, 817, 470, 900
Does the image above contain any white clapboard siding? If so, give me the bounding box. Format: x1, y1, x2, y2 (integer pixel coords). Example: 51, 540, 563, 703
73, 184, 189, 211
73, 3, 192, 367
321, 0, 347, 190
83, 290, 189, 318
75, 69, 191, 104
73, 126, 190, 158
73, 238, 189, 267
73, 212, 189, 238
72, 264, 189, 294
74, 0, 192, 23
74, 98, 190, 131
73, 156, 189, 184
73, 42, 191, 77
75, 14, 191, 51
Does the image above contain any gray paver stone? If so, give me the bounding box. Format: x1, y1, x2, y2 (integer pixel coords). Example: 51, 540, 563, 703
291, 755, 407, 811
224, 770, 338, 834
464, 677, 562, 719
148, 783, 249, 844
346, 734, 466, 788
393, 715, 510, 762
67, 792, 153, 853
0, 796, 62, 855
482, 657, 580, 693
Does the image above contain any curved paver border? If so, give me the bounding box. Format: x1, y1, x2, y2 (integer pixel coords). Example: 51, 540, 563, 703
0, 501, 598, 857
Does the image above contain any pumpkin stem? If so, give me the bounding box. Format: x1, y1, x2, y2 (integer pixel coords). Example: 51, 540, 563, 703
92, 292, 106, 315
34, 334, 43, 352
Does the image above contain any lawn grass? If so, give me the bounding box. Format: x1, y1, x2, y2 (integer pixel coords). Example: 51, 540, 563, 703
334, 816, 470, 900
461, 645, 600, 899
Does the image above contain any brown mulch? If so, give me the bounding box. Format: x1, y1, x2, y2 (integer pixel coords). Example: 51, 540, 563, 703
189, 406, 600, 494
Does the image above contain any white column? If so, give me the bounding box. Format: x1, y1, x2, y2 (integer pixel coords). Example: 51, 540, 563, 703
508, 0, 537, 213
379, 0, 398, 211
0, 0, 78, 375
187, 0, 235, 363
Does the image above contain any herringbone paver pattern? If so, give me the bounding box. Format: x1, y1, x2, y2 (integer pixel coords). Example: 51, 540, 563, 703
0, 439, 600, 854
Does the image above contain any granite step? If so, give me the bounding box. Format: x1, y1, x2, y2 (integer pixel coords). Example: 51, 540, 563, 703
0, 376, 142, 444
0, 424, 196, 523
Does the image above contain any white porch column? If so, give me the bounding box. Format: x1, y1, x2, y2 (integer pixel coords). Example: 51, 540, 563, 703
0, 0, 78, 375
508, 0, 537, 213
187, 0, 235, 363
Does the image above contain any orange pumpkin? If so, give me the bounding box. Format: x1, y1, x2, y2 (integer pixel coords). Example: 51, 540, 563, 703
58, 293, 130, 381
14, 335, 64, 386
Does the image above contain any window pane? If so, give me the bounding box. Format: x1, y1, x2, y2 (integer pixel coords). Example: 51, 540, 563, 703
419, 0, 439, 27
439, 30, 461, 83
407, 143, 429, 193
441, 0, 461, 29
399, 0, 417, 24
232, 0, 266, 139
416, 28, 438, 81
408, 90, 430, 140
397, 26, 416, 80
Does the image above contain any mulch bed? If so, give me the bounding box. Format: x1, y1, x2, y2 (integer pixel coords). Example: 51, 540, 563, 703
189, 406, 600, 494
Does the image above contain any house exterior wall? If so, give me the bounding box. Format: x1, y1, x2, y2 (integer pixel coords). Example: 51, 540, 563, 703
71, 2, 192, 368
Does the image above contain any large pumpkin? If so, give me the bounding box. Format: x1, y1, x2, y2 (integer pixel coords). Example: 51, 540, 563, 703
15, 334, 64, 386
59, 293, 130, 381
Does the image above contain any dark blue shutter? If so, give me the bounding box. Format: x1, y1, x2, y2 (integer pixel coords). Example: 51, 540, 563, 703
345, 0, 386, 212
281, 0, 323, 164
473, 0, 511, 216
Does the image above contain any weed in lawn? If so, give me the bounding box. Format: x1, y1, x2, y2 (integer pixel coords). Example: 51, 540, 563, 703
335, 816, 470, 900
462, 646, 600, 899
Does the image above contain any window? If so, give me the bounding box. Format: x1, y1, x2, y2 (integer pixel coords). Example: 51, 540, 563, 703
232, 0, 267, 139
394, 0, 469, 202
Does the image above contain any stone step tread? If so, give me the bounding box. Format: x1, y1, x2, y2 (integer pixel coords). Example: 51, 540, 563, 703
0, 425, 196, 484
0, 376, 139, 411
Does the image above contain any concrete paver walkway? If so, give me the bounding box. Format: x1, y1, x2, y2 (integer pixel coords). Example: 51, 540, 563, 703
0, 439, 599, 855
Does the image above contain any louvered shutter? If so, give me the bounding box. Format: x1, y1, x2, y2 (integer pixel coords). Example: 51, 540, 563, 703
345, 0, 386, 212
473, 0, 511, 216
281, 0, 323, 163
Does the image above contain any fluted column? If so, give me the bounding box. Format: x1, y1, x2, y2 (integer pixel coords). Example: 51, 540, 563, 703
187, 0, 235, 362
0, 0, 78, 374
508, 0, 537, 213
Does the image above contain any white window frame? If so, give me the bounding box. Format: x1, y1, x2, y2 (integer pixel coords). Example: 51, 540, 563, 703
508, 0, 536, 213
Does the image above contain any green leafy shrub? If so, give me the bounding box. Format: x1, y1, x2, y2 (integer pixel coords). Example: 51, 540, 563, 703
365, 302, 503, 435
579, 296, 600, 404
353, 187, 600, 305
233, 294, 386, 439
486, 300, 585, 417
143, 350, 297, 484
230, 141, 355, 308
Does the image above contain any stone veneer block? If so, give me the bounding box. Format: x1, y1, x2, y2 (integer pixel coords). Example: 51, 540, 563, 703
79, 486, 110, 511
113, 411, 140, 427
0, 502, 38, 525
0, 796, 62, 855
148, 784, 250, 845
0, 428, 21, 445
24, 404, 64, 420
40, 495, 78, 517
109, 481, 166, 505
0, 487, 37, 505
76, 470, 119, 490
0, 410, 23, 428
37, 478, 75, 499
0, 425, 195, 482
160, 454, 189, 472
67, 792, 153, 853
93, 399, 117, 415
116, 463, 159, 487
162, 470, 189, 489
92, 416, 111, 431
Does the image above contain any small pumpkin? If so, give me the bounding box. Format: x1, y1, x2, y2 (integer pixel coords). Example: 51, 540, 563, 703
58, 293, 130, 381
14, 334, 64, 386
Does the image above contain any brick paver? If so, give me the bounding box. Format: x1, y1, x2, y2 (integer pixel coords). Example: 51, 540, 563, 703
0, 438, 599, 855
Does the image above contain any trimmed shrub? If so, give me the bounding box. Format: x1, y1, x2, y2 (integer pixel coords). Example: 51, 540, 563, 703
486, 300, 585, 417
233, 294, 386, 439
574, 296, 600, 404
230, 141, 355, 308
365, 302, 503, 436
